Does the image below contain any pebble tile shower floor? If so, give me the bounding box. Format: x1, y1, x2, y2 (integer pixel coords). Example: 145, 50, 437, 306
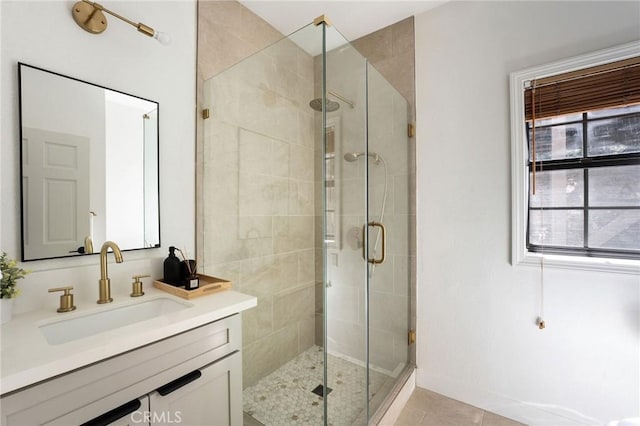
243, 346, 390, 426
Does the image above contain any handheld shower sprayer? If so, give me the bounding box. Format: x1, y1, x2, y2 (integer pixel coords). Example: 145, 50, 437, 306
343, 151, 388, 277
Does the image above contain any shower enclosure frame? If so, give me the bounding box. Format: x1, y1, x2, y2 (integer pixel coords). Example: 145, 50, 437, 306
197, 12, 415, 425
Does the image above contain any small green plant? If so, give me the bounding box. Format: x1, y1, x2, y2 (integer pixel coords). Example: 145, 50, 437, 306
0, 252, 29, 299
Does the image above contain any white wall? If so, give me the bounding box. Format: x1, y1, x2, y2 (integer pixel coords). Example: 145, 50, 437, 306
105, 98, 145, 248
415, 1, 640, 425
0, 1, 196, 313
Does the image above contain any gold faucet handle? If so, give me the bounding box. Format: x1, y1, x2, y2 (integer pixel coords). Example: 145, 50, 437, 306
48, 286, 76, 313
130, 275, 150, 297
48, 286, 74, 294
132, 274, 151, 281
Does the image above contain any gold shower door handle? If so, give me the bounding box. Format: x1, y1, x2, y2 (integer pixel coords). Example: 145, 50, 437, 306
362, 221, 386, 264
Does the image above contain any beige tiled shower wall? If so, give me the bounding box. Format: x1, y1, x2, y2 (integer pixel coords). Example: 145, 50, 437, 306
352, 17, 416, 125
197, 1, 316, 388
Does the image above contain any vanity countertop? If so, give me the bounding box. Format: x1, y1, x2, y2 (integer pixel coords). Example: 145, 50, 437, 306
0, 287, 256, 395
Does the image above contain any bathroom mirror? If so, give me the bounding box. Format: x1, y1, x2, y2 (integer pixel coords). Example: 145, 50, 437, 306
19, 63, 160, 261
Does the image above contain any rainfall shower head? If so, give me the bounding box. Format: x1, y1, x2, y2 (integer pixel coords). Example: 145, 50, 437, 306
309, 98, 340, 112
309, 91, 355, 112
343, 151, 380, 164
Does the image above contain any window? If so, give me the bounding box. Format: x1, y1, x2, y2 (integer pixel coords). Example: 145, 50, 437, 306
510, 41, 640, 272
526, 107, 640, 259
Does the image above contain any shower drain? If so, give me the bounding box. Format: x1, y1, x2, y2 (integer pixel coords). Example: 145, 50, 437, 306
311, 384, 333, 398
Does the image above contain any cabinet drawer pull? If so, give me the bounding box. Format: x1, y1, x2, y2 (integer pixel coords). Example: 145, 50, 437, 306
157, 370, 202, 396
80, 399, 141, 426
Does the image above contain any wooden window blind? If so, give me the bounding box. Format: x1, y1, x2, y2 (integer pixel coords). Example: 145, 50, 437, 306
524, 56, 640, 121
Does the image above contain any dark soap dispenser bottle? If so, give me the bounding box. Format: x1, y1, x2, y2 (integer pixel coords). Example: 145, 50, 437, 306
163, 246, 181, 286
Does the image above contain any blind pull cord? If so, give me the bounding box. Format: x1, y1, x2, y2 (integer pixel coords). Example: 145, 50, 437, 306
531, 79, 545, 330
531, 81, 537, 195
537, 256, 546, 330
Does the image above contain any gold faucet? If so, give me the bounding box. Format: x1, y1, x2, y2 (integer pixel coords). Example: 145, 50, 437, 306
84, 236, 94, 254
98, 241, 123, 304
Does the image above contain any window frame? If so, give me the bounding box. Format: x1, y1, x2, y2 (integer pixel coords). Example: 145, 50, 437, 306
510, 40, 640, 274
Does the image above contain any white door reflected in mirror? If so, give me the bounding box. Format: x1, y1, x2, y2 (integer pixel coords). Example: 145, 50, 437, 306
22, 128, 90, 259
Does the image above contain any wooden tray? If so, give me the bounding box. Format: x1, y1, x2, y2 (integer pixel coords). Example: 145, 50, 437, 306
153, 274, 232, 300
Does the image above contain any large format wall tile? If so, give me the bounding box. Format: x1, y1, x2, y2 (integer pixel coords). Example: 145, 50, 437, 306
240, 252, 299, 295
273, 216, 315, 254
242, 293, 274, 345
243, 324, 299, 388
198, 1, 281, 79
273, 284, 315, 330
198, 1, 317, 388
239, 172, 289, 216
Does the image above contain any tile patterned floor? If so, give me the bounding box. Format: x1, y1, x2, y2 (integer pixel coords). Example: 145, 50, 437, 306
243, 346, 390, 426
243, 352, 522, 426
394, 388, 526, 426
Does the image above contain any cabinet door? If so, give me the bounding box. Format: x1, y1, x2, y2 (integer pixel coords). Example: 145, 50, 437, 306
148, 352, 242, 426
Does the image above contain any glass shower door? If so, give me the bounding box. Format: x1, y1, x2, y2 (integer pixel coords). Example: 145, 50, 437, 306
321, 21, 412, 424
365, 64, 412, 420
321, 22, 371, 425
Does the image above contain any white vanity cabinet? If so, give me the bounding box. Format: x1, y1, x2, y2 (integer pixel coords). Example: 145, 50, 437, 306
0, 314, 243, 426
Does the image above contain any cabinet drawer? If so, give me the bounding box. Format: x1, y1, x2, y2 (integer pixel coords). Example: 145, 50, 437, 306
1, 314, 241, 425
64, 396, 150, 426
51, 352, 242, 426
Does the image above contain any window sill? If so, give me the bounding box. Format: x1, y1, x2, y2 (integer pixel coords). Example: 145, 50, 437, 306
517, 252, 640, 275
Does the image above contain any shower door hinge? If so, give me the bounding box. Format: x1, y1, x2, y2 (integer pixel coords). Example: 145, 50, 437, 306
408, 123, 415, 138
202, 108, 210, 119
408, 329, 416, 345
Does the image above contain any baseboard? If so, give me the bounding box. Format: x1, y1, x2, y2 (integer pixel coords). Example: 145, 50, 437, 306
417, 370, 602, 425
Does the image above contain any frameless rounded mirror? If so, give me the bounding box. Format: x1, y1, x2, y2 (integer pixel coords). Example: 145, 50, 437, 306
18, 63, 160, 261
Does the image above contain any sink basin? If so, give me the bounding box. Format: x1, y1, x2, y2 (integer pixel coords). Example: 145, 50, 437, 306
39, 297, 191, 345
